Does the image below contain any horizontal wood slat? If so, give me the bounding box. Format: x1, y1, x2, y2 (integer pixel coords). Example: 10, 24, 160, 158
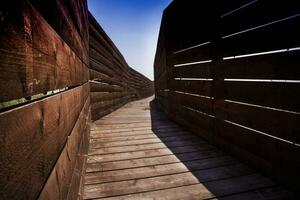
219, 51, 300, 80
0, 1, 89, 102
220, 100, 300, 144
0, 83, 89, 200
171, 45, 211, 65
173, 63, 212, 78
170, 80, 213, 97
221, 16, 300, 57
29, 0, 89, 65
220, 0, 300, 37
216, 120, 300, 189
38, 96, 90, 200
90, 81, 123, 93
224, 81, 300, 112
170, 91, 214, 115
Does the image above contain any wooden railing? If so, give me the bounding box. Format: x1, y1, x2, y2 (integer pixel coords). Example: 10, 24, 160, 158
154, 0, 300, 192
89, 13, 153, 120
0, 0, 153, 199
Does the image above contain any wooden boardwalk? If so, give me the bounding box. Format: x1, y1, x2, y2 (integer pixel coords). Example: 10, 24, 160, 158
83, 97, 295, 199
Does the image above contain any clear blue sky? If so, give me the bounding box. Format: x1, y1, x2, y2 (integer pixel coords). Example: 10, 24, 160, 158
88, 0, 172, 80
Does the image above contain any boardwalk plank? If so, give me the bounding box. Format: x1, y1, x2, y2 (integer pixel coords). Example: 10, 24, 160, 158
83, 97, 295, 199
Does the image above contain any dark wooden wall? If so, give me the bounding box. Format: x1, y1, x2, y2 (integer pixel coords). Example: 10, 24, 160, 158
89, 13, 153, 121
154, 0, 300, 192
0, 0, 153, 199
0, 0, 90, 199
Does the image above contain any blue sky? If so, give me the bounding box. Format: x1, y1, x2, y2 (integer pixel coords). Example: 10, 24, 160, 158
88, 0, 172, 80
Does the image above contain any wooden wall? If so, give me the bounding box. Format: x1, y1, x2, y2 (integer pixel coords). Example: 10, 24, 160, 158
0, 0, 90, 199
89, 13, 153, 121
154, 0, 300, 192
0, 0, 153, 199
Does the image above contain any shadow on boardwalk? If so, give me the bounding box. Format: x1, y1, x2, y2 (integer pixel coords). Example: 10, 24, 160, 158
149, 100, 296, 200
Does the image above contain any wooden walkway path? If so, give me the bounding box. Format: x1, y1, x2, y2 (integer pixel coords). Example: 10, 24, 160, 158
82, 97, 295, 199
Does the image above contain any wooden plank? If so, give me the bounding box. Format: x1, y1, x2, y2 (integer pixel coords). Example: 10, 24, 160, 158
171, 44, 211, 66
85, 162, 189, 185
90, 81, 123, 93
89, 133, 203, 149
204, 174, 275, 196
95, 184, 214, 200
87, 149, 173, 163
221, 0, 300, 37
170, 105, 214, 142
212, 186, 297, 200
89, 143, 168, 156
86, 155, 181, 173
89, 34, 114, 63
85, 162, 250, 185
89, 142, 214, 157
91, 100, 114, 113
89, 58, 115, 77
83, 172, 203, 199
0, 1, 88, 102
91, 101, 129, 121
220, 100, 300, 144
170, 80, 213, 96
221, 15, 300, 57
173, 62, 212, 78
90, 96, 132, 121
90, 134, 160, 143
86, 163, 253, 185
216, 120, 300, 191
220, 50, 300, 80
90, 129, 185, 140
224, 81, 300, 112
171, 91, 214, 115
89, 69, 124, 87
29, 0, 89, 64
67, 117, 90, 200
0, 83, 89, 200
38, 96, 90, 200
91, 121, 176, 129
91, 91, 127, 103
89, 46, 120, 75
87, 147, 222, 164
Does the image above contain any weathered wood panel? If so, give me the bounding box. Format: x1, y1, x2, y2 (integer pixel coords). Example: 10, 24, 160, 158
29, 0, 89, 65
0, 83, 89, 200
38, 96, 90, 200
224, 81, 300, 112
170, 80, 213, 97
0, 1, 89, 102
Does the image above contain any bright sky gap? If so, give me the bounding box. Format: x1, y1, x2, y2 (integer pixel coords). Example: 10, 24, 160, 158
88, 0, 172, 80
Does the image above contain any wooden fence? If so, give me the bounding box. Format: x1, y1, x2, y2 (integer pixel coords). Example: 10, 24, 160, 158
0, 0, 153, 199
154, 0, 300, 192
89, 13, 153, 120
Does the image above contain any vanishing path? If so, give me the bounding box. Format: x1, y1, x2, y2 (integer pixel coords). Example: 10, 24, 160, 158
83, 97, 295, 199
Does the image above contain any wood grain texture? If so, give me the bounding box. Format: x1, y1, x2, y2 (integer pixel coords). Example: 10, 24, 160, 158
29, 0, 89, 65
0, 83, 89, 200
38, 96, 90, 200
0, 1, 89, 102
